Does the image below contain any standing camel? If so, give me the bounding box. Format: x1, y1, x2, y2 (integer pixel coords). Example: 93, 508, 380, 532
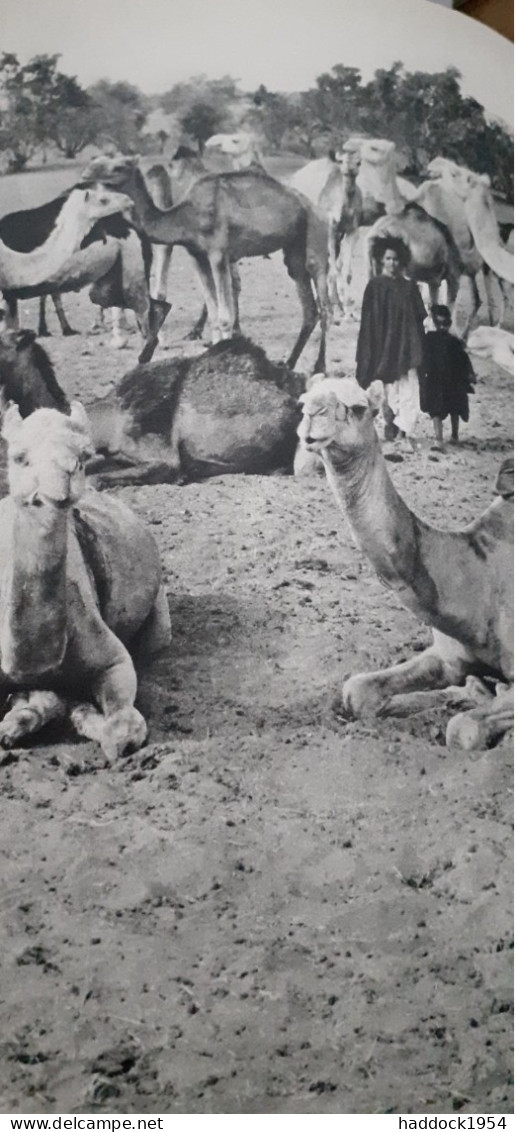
290, 152, 362, 308
1, 182, 169, 362
0, 187, 132, 289
83, 155, 329, 370
296, 376, 513, 751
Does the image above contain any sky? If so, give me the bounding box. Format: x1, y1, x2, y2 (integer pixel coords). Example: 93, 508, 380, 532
0, 0, 513, 125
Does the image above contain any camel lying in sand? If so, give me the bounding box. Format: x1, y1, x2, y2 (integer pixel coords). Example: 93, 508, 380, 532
0, 330, 305, 487
0, 404, 171, 760
297, 376, 513, 750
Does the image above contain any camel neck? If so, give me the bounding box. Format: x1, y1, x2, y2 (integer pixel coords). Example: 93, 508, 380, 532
321, 439, 421, 592
1, 502, 69, 680
0, 193, 90, 289
128, 169, 190, 245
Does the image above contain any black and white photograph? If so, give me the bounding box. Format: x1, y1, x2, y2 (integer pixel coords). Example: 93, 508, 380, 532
0, 0, 513, 1116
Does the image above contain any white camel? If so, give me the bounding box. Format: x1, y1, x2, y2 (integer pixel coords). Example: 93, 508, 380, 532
290, 152, 362, 309
0, 186, 132, 290
296, 376, 513, 750
0, 404, 171, 761
467, 326, 514, 373
204, 132, 264, 170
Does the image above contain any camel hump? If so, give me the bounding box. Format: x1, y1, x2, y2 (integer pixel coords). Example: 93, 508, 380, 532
494, 457, 514, 500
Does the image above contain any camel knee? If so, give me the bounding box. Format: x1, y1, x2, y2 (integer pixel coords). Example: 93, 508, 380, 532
341, 672, 389, 718
446, 694, 514, 751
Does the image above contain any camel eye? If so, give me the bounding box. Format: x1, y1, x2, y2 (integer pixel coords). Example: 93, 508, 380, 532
12, 451, 28, 466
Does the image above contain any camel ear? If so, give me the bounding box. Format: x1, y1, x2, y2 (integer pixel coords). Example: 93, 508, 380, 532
305, 371, 326, 392
70, 401, 91, 435
2, 402, 22, 441
84, 189, 91, 202
15, 329, 37, 351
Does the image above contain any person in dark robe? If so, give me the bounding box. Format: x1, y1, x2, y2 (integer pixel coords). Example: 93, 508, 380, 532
420, 304, 476, 449
355, 236, 427, 452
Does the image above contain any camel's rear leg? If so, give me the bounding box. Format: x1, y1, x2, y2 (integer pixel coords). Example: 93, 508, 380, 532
133, 585, 172, 663
285, 253, 319, 370
340, 631, 475, 720
53, 294, 78, 337
0, 690, 67, 748
70, 640, 147, 761
446, 685, 513, 751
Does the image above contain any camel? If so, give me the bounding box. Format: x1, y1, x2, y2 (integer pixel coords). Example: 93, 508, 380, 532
1, 187, 169, 365
290, 153, 362, 309
0, 403, 171, 760
204, 132, 264, 170
296, 375, 513, 750
0, 186, 132, 290
466, 325, 514, 373
87, 162, 175, 347
420, 157, 514, 325
0, 329, 305, 486
82, 154, 329, 370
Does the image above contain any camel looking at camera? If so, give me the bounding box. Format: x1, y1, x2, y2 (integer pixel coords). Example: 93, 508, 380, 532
83, 154, 329, 370
0, 404, 171, 760
0, 186, 132, 290
297, 376, 513, 750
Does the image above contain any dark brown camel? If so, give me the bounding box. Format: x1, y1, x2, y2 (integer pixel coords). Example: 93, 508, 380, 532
83, 155, 329, 370
0, 327, 305, 488
0, 190, 170, 363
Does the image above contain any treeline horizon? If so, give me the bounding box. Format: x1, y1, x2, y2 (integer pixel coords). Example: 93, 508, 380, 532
0, 53, 513, 199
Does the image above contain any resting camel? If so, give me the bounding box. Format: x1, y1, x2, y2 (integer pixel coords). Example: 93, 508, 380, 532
0, 403, 171, 760
297, 376, 513, 750
0, 186, 132, 290
290, 153, 362, 309
83, 154, 329, 370
1, 185, 169, 364
0, 329, 305, 487
466, 325, 514, 374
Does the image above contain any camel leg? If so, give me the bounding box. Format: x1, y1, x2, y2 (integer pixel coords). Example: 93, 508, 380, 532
88, 306, 106, 335
133, 585, 172, 662
3, 297, 19, 330
285, 254, 319, 370
340, 630, 476, 720
231, 264, 242, 333
337, 228, 360, 312
110, 308, 129, 350
38, 297, 51, 337
152, 245, 172, 302
53, 294, 78, 337
209, 251, 235, 340
0, 690, 67, 748
186, 305, 209, 340
70, 642, 147, 761
326, 221, 342, 312
189, 255, 221, 342
446, 685, 513, 751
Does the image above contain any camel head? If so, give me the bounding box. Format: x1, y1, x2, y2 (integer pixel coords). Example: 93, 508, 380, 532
297, 376, 380, 462
205, 133, 261, 170
81, 154, 138, 192
2, 402, 93, 509
73, 184, 134, 224
426, 157, 491, 201
0, 327, 69, 417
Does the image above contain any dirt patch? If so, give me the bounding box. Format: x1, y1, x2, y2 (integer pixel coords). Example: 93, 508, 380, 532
0, 246, 513, 1114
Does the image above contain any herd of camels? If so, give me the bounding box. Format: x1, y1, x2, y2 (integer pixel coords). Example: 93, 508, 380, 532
0, 130, 513, 761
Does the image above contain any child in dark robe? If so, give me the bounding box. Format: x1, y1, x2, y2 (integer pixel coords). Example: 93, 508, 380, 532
420, 304, 476, 450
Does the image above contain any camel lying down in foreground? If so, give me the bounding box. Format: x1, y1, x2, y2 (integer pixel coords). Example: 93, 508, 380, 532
0, 332, 305, 486
0, 405, 171, 761
297, 377, 513, 750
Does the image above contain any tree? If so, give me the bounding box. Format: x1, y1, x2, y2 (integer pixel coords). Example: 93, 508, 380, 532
0, 52, 99, 167
87, 80, 147, 153
179, 101, 225, 153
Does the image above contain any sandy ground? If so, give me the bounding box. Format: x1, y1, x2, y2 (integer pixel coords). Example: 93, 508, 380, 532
0, 234, 513, 1114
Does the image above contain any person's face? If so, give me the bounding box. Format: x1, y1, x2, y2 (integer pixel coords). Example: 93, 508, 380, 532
381, 250, 400, 277
434, 316, 450, 331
